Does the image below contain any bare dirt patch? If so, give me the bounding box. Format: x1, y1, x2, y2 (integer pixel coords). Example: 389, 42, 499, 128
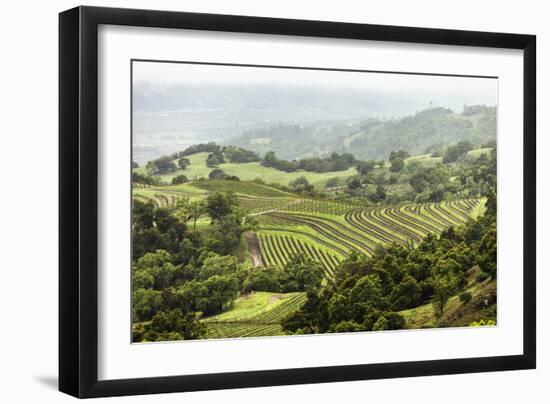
244, 232, 264, 267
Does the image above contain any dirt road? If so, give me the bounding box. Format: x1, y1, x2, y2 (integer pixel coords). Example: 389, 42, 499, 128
244, 232, 264, 267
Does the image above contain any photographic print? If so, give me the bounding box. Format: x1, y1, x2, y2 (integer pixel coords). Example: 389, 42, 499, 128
131, 61, 497, 343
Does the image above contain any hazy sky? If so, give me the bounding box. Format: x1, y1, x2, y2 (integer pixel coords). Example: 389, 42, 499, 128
133, 60, 497, 107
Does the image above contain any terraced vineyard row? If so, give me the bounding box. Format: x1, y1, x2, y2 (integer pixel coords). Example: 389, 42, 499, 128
258, 232, 341, 277
266, 212, 377, 255
347, 199, 482, 247
133, 193, 180, 208
282, 199, 362, 215
191, 180, 295, 198
202, 293, 306, 339
238, 197, 296, 214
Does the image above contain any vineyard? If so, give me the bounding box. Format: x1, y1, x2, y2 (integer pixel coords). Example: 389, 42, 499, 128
133, 179, 483, 272
192, 179, 295, 197
202, 292, 307, 339
258, 232, 341, 277
133, 190, 181, 208
254, 198, 483, 266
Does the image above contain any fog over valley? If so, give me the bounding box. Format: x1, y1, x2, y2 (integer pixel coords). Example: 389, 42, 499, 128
133, 62, 497, 164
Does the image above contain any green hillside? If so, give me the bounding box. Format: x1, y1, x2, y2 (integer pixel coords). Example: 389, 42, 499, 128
404, 147, 493, 167
347, 107, 496, 160
134, 151, 356, 188
132, 136, 496, 342
230, 106, 496, 160
133, 145, 493, 194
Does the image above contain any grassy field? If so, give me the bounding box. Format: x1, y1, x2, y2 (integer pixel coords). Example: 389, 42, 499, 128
135, 147, 493, 190
203, 292, 298, 322
201, 292, 307, 339
135, 152, 357, 188
404, 147, 494, 167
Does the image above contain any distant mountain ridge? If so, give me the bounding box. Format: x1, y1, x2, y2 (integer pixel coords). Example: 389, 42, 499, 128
230, 106, 496, 160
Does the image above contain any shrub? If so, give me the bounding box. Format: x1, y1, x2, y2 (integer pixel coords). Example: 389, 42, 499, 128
372, 316, 389, 331
469, 319, 496, 327
171, 175, 188, 185
475, 271, 490, 283
331, 320, 363, 333
459, 291, 472, 303
208, 169, 226, 180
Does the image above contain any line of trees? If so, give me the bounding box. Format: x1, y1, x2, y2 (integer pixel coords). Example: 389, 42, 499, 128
261, 151, 357, 173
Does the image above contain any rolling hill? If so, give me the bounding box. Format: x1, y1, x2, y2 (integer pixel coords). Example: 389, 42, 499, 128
230, 106, 496, 160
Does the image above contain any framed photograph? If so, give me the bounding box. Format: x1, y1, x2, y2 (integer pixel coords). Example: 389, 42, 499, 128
59, 6, 536, 398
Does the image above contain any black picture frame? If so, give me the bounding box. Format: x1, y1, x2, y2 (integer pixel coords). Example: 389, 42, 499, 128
59, 5, 536, 398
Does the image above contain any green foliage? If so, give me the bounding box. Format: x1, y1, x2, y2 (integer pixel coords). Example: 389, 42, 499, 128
208, 168, 226, 180
355, 160, 377, 176
478, 223, 497, 278
146, 155, 177, 175
390, 157, 405, 172
205, 191, 238, 223
133, 172, 164, 186
289, 176, 314, 194
171, 174, 188, 185
133, 309, 205, 342
442, 141, 474, 164
223, 146, 261, 163
132, 200, 186, 259
131, 189, 253, 340
459, 291, 472, 303
173, 142, 221, 159
372, 316, 389, 331
261, 151, 356, 173
198, 254, 239, 281
331, 320, 364, 333
178, 157, 190, 170
281, 255, 324, 292
132, 288, 163, 322
368, 184, 387, 202
242, 267, 282, 293
325, 177, 341, 188
346, 176, 361, 190
469, 319, 496, 327
476, 271, 490, 283
391, 275, 422, 310
242, 255, 324, 294
431, 272, 459, 317
197, 275, 240, 315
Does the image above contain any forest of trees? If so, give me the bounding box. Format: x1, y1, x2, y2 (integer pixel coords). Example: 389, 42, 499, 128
132, 191, 324, 342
